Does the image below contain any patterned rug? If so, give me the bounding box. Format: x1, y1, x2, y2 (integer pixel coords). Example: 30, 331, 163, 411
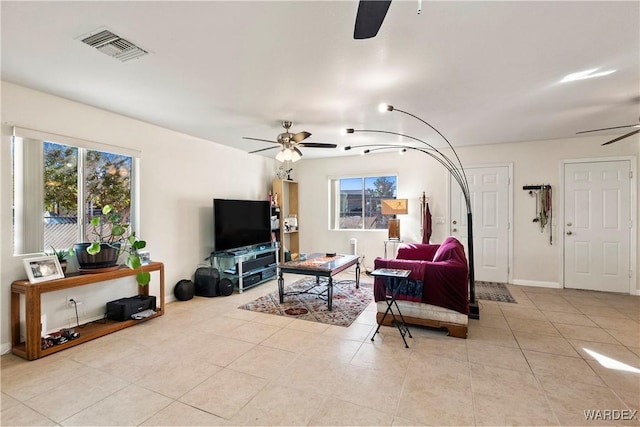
476, 281, 517, 303
239, 277, 373, 327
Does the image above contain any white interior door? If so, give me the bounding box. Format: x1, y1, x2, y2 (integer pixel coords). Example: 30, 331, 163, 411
450, 166, 510, 283
564, 160, 632, 292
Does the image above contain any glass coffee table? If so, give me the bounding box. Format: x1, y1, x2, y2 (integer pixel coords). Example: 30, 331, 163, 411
277, 253, 360, 311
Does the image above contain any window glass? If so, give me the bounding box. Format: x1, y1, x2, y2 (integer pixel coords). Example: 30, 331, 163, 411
84, 150, 132, 242
13, 135, 135, 255
339, 178, 363, 229
43, 142, 78, 250
331, 175, 397, 230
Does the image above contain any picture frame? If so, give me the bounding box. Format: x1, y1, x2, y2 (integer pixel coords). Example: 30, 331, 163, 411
23, 255, 65, 284
138, 251, 151, 265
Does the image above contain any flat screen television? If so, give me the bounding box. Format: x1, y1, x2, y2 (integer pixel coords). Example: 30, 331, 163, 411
213, 198, 271, 252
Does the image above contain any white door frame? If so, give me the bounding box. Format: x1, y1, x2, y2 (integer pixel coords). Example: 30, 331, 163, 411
560, 156, 637, 294
448, 162, 514, 284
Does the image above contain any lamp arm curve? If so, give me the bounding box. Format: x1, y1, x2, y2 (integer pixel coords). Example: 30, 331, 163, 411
393, 107, 470, 198
350, 142, 471, 213
410, 147, 472, 214
353, 129, 470, 196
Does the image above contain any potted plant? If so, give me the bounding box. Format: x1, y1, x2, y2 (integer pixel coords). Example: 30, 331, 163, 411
47, 246, 71, 274
74, 205, 150, 286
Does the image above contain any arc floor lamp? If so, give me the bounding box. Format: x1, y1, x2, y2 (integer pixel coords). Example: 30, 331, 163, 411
344, 104, 479, 319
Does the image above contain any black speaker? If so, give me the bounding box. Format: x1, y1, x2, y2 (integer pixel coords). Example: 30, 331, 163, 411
194, 267, 220, 297
174, 279, 194, 301
218, 278, 234, 296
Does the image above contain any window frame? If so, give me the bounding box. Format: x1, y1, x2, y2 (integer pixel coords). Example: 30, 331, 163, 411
12, 127, 141, 255
328, 173, 398, 231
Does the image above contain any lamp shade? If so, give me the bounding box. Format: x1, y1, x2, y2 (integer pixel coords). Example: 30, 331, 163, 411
381, 198, 408, 215
275, 147, 302, 163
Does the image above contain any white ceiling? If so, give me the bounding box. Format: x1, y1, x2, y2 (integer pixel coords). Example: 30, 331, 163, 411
2, 1, 639, 160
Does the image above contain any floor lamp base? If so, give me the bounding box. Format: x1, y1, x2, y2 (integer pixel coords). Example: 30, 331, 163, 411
469, 302, 479, 320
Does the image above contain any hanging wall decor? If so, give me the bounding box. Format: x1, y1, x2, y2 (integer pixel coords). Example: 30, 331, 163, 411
523, 184, 553, 244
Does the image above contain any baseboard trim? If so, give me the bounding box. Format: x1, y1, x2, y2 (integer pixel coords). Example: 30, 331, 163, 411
1, 342, 11, 355
511, 279, 561, 289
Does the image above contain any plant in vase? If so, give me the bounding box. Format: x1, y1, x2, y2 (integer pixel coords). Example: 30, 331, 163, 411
74, 205, 150, 286
47, 246, 72, 274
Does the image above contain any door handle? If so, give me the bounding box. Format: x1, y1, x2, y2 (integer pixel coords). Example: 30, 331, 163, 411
566, 231, 573, 235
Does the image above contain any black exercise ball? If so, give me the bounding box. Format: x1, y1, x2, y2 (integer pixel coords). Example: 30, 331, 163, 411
174, 279, 195, 301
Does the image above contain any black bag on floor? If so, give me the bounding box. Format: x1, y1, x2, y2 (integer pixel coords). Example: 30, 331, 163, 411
194, 267, 222, 297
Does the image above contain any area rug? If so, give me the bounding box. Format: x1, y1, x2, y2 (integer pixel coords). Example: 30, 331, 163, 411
239, 277, 373, 327
476, 281, 517, 303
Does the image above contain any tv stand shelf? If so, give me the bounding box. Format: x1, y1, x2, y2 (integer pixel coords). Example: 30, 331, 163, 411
11, 262, 165, 361
210, 245, 278, 293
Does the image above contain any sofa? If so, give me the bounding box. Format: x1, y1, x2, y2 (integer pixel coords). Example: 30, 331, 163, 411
373, 237, 469, 338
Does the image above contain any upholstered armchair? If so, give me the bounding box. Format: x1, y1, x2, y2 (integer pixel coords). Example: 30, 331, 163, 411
373, 236, 469, 338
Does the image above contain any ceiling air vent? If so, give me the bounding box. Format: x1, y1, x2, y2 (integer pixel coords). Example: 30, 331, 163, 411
80, 29, 148, 62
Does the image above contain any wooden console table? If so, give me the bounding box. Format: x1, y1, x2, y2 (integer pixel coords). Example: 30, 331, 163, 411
11, 261, 164, 360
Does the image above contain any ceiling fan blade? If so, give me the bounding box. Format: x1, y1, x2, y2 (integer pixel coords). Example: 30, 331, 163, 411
577, 124, 639, 134
293, 147, 303, 157
601, 129, 640, 146
354, 0, 392, 39
292, 131, 311, 143
249, 146, 280, 154
242, 137, 279, 144
297, 142, 338, 148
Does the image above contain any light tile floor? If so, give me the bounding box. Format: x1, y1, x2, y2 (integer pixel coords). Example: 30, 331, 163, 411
2, 272, 639, 426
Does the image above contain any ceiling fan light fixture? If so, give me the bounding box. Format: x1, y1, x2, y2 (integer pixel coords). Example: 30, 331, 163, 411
283, 149, 293, 161
275, 150, 287, 162
275, 147, 302, 163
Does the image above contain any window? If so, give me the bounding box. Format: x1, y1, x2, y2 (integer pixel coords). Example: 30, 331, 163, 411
43, 142, 79, 250
12, 128, 138, 255
329, 175, 397, 230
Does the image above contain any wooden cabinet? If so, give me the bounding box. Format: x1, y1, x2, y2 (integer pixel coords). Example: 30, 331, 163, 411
272, 179, 299, 262
11, 262, 165, 360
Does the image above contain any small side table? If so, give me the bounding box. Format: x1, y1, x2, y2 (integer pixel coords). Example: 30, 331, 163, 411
370, 268, 413, 348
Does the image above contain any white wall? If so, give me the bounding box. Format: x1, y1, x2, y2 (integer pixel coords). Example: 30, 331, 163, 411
295, 134, 640, 292
1, 82, 277, 352
2, 81, 638, 354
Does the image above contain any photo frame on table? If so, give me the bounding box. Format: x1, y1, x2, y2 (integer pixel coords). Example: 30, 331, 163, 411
23, 255, 65, 284
138, 251, 151, 265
